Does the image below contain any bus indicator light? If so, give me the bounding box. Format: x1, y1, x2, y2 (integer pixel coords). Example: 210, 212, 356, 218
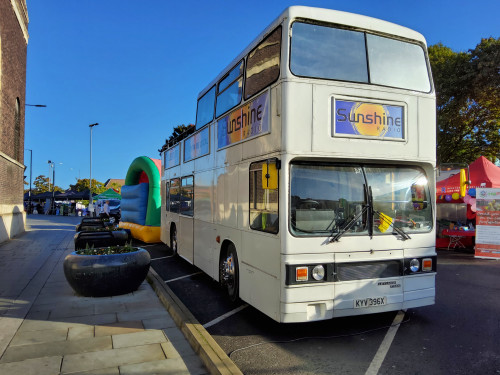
296, 267, 308, 281
422, 258, 432, 271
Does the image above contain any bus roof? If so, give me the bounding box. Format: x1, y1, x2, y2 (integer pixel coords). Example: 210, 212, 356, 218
197, 6, 427, 99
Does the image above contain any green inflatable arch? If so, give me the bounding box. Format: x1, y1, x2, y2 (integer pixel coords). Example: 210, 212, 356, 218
124, 156, 161, 227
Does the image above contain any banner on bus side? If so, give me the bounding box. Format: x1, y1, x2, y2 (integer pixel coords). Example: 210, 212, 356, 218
217, 91, 270, 149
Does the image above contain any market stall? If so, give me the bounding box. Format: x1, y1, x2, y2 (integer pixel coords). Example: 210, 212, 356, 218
436, 156, 500, 249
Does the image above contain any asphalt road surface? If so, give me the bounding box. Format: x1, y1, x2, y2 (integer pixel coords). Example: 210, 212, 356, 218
140, 241, 500, 375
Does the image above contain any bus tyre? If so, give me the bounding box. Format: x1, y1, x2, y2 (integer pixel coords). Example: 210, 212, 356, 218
170, 226, 178, 256
220, 244, 239, 302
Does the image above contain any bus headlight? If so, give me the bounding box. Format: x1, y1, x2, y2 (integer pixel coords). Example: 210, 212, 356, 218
312, 265, 325, 281
409, 259, 420, 272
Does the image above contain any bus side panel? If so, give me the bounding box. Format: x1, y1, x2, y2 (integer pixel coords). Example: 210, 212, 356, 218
193, 220, 217, 278
240, 232, 281, 321
282, 82, 313, 154
193, 169, 215, 275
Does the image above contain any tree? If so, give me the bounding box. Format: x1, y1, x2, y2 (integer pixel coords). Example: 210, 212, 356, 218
33, 175, 50, 193
69, 178, 107, 194
429, 38, 500, 165
32, 175, 64, 194
158, 124, 195, 153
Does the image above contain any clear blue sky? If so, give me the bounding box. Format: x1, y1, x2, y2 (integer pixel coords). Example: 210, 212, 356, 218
25, 0, 500, 190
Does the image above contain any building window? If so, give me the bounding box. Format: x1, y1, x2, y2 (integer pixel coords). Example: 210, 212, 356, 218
250, 160, 279, 233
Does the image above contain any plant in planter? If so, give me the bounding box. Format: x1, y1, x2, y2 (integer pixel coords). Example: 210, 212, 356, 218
74, 227, 130, 250
63, 243, 151, 297
76, 217, 114, 232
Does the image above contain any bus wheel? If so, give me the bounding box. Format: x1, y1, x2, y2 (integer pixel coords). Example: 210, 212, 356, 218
220, 244, 239, 302
170, 226, 178, 256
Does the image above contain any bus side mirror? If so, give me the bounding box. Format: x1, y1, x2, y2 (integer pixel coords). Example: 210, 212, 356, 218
262, 162, 278, 190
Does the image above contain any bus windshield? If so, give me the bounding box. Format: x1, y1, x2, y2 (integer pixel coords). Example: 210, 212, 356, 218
290, 21, 431, 92
290, 163, 432, 236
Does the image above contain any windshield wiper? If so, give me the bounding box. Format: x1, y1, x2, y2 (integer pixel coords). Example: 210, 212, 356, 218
329, 204, 368, 243
372, 209, 411, 240
330, 186, 411, 242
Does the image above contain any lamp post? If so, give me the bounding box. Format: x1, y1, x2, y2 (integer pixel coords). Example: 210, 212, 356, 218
47, 160, 62, 214
25, 148, 32, 213
47, 160, 54, 214
89, 123, 99, 216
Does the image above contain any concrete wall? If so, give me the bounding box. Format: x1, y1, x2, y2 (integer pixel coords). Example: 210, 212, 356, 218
0, 205, 26, 244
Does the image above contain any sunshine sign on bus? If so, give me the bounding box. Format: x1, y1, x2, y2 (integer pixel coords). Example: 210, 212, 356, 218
217, 91, 270, 149
334, 99, 405, 140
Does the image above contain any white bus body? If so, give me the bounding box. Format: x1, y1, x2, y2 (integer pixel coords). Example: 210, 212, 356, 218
161, 6, 436, 323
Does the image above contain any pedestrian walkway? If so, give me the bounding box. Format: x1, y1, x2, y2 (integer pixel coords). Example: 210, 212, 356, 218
0, 215, 207, 375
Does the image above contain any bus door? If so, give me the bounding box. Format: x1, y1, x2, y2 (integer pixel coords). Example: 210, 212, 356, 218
178, 176, 194, 263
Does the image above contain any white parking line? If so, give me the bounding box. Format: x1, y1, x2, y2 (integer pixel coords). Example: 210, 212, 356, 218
151, 255, 175, 261
203, 304, 249, 329
165, 272, 203, 283
365, 309, 406, 375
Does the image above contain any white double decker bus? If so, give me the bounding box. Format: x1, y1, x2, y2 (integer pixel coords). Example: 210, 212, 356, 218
161, 6, 436, 323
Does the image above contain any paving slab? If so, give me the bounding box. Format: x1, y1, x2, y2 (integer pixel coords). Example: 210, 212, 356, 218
120, 356, 209, 375
143, 315, 177, 329
9, 327, 68, 347
94, 320, 144, 337
0, 355, 62, 375
61, 343, 166, 373
0, 335, 112, 363
112, 330, 167, 348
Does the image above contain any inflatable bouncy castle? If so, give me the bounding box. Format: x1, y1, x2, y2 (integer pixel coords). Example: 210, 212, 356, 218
119, 156, 161, 243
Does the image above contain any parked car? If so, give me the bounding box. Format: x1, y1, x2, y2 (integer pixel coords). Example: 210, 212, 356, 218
108, 199, 121, 223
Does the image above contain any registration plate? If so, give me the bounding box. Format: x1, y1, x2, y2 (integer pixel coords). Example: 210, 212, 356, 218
354, 297, 387, 308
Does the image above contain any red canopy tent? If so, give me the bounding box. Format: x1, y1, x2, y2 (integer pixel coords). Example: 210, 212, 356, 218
437, 156, 500, 202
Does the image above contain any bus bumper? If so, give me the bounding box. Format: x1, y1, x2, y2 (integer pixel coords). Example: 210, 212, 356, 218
280, 273, 435, 323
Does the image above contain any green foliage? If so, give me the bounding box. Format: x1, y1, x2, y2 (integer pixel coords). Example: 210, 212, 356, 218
33, 175, 50, 193
158, 124, 195, 152
70, 178, 107, 194
429, 38, 500, 164
32, 175, 63, 194
76, 242, 136, 255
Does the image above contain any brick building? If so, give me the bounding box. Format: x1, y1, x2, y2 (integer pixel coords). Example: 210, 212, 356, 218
0, 0, 29, 243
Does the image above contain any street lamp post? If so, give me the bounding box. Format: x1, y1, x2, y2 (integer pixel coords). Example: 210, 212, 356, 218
47, 160, 54, 214
89, 123, 99, 216
47, 160, 62, 214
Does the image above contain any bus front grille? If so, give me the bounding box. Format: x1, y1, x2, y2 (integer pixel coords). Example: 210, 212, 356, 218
335, 260, 402, 282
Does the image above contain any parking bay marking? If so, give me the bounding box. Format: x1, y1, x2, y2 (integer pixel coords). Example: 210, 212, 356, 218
365, 309, 406, 375
203, 304, 249, 329
165, 272, 204, 283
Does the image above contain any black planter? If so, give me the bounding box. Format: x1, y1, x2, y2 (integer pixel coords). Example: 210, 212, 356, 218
63, 248, 151, 297
74, 230, 129, 250
76, 218, 113, 232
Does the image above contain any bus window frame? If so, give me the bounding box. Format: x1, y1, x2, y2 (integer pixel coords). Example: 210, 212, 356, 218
244, 25, 282, 101
288, 20, 433, 94
249, 159, 280, 234
215, 59, 245, 118
196, 85, 216, 129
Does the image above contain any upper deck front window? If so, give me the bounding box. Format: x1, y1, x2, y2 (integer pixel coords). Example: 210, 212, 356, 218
290, 22, 431, 92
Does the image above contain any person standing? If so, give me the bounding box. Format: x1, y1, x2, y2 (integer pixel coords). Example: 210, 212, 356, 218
101, 200, 110, 219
